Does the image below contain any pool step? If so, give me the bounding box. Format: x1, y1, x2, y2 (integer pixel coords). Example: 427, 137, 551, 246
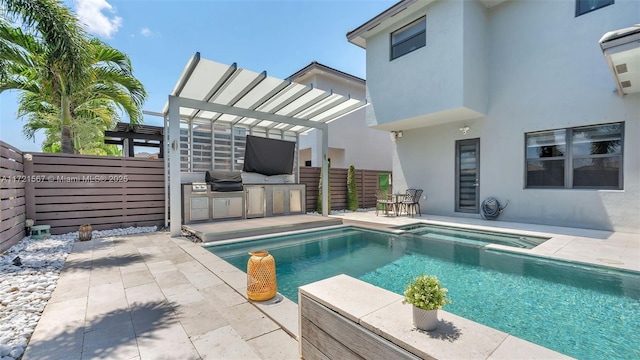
183, 215, 343, 242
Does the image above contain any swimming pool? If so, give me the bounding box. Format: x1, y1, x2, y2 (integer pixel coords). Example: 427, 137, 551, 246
394, 222, 549, 249
207, 226, 640, 359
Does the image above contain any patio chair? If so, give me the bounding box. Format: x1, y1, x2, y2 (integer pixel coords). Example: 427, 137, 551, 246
397, 190, 413, 215
375, 189, 394, 216
402, 189, 423, 217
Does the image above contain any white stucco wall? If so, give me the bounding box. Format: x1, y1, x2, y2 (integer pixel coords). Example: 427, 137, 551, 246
297, 73, 393, 170
366, 0, 492, 129
462, 0, 488, 115
367, 0, 640, 232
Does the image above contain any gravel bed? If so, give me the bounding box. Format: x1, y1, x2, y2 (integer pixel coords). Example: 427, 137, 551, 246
0, 226, 157, 360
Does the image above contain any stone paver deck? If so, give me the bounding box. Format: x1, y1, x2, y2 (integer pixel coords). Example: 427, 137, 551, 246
22, 231, 299, 360
22, 211, 639, 359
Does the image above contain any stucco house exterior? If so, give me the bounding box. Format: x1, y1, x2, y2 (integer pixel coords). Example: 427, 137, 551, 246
348, 0, 640, 232
289, 62, 393, 171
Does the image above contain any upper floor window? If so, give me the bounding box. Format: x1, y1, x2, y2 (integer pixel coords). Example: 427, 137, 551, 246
525, 122, 623, 189
390, 17, 426, 60
575, 0, 614, 17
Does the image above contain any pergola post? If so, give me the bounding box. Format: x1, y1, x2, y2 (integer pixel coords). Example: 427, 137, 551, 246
168, 95, 182, 237
163, 114, 169, 228
321, 126, 329, 217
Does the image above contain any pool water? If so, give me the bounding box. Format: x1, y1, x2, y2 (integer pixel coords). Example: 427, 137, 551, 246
207, 227, 640, 360
394, 223, 549, 249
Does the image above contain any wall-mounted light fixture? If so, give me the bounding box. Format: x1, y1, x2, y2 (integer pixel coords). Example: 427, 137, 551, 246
391, 130, 403, 140
459, 126, 470, 135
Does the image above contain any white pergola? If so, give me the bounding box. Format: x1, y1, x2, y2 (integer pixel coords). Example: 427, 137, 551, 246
162, 53, 368, 237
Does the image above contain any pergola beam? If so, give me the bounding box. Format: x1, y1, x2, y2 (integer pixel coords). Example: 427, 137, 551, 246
173, 96, 328, 132
104, 131, 163, 141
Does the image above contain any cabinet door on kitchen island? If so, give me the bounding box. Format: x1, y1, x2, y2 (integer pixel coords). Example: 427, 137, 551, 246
245, 186, 265, 218
212, 195, 243, 219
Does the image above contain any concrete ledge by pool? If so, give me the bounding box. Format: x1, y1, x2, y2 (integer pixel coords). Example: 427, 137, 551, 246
299, 274, 573, 360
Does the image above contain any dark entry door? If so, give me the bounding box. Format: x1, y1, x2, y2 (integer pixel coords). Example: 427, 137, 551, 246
456, 138, 480, 213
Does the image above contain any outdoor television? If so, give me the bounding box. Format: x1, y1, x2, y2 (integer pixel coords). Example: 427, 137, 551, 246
242, 135, 296, 176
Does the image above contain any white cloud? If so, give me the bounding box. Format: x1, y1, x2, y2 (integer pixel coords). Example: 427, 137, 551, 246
74, 0, 122, 38
140, 27, 152, 37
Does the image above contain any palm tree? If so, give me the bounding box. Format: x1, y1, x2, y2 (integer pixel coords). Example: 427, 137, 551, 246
18, 91, 124, 155
0, 0, 146, 153
1, 0, 89, 153
15, 37, 146, 153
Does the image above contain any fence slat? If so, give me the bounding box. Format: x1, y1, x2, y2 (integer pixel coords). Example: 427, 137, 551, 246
0, 142, 26, 251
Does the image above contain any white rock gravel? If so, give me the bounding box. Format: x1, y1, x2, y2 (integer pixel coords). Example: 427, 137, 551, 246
0, 226, 157, 360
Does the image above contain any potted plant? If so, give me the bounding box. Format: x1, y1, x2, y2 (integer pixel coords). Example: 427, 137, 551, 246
403, 275, 451, 331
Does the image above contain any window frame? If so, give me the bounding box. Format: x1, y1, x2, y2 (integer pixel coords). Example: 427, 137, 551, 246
390, 16, 426, 61
575, 0, 614, 17
524, 122, 624, 190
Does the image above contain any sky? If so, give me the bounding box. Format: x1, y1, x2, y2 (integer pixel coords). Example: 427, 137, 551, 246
0, 0, 397, 152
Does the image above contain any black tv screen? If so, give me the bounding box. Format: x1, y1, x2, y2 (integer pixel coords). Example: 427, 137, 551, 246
242, 135, 295, 176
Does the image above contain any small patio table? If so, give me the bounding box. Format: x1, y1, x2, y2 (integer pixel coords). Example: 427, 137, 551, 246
390, 192, 405, 216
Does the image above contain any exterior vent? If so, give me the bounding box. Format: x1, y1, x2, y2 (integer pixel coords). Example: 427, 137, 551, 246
615, 63, 628, 74
621, 80, 632, 88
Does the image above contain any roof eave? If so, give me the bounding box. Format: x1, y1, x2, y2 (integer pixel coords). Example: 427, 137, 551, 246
346, 0, 416, 49
287, 61, 365, 85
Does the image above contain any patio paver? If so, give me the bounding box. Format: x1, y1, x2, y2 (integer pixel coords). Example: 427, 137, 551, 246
22, 232, 299, 360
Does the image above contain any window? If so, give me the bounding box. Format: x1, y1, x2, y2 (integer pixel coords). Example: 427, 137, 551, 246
576, 0, 613, 17
525, 122, 623, 189
391, 17, 426, 60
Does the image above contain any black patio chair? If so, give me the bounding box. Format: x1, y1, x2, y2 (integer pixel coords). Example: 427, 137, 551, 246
397, 190, 413, 215
402, 189, 423, 217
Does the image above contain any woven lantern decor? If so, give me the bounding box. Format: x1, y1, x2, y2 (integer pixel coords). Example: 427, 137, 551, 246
246, 250, 277, 301
78, 224, 92, 241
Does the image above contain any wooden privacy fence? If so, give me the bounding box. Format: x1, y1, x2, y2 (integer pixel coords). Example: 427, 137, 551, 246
0, 139, 166, 250
24, 153, 165, 235
299, 167, 391, 211
1, 141, 26, 252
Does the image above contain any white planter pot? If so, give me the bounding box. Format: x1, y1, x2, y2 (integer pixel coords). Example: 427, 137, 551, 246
412, 306, 438, 331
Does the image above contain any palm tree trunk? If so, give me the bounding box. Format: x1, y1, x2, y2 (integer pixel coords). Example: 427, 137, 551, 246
60, 94, 74, 153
